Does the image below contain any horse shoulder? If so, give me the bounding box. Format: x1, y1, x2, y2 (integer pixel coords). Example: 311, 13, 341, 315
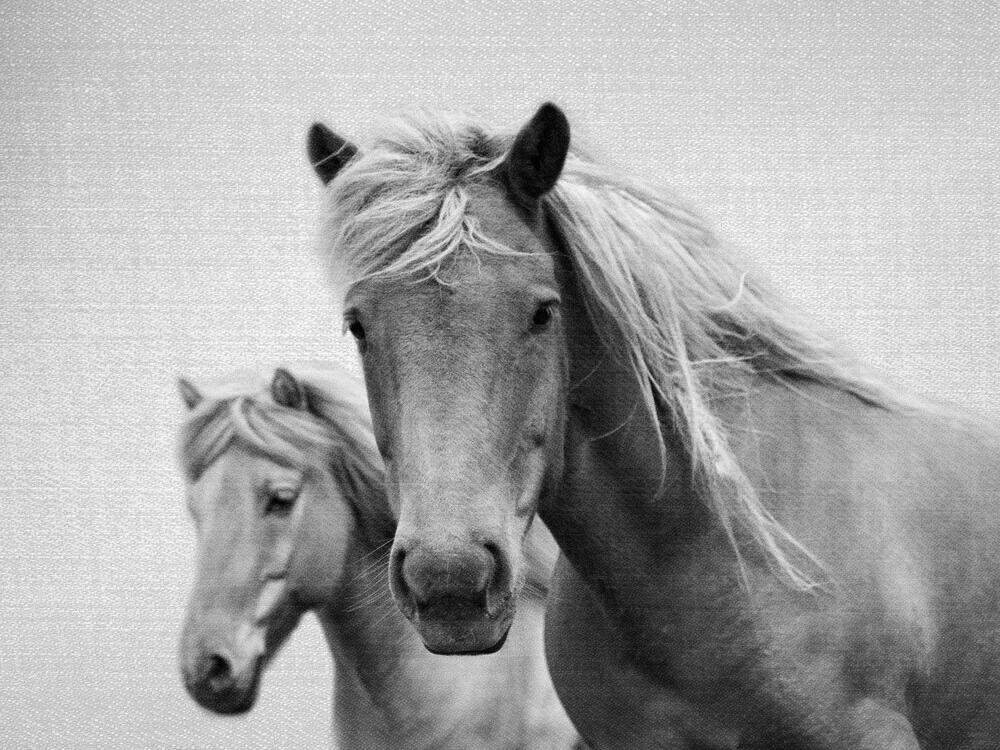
732, 380, 1000, 728
545, 558, 740, 749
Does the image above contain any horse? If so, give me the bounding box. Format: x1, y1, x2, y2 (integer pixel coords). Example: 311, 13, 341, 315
176, 363, 582, 750
307, 103, 1000, 749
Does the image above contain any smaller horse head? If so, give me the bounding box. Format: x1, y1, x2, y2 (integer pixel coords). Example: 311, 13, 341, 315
176, 368, 370, 713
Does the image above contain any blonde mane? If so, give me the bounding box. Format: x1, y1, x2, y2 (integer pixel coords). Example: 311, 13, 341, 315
319, 109, 914, 589
178, 363, 383, 504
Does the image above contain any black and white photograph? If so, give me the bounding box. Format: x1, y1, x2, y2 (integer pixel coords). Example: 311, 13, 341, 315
3, 1, 998, 747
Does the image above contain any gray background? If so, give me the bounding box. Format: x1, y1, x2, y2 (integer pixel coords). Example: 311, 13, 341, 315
2, 1, 997, 747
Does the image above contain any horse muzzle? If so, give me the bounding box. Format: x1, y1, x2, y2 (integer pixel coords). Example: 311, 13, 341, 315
182, 646, 263, 715
390, 537, 517, 654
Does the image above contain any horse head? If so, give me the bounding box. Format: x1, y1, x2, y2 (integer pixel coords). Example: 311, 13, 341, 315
177, 369, 357, 712
311, 105, 573, 654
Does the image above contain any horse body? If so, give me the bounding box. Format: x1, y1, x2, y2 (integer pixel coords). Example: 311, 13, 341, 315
310, 104, 1000, 748
176, 365, 580, 750
735, 383, 1000, 747
547, 367, 1000, 748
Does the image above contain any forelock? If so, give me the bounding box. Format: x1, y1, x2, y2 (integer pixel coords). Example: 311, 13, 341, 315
320, 111, 521, 290
179, 394, 332, 481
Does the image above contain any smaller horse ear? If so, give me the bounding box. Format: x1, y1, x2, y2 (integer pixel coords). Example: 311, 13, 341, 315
308, 122, 358, 185
502, 102, 571, 204
178, 378, 202, 410
271, 368, 308, 411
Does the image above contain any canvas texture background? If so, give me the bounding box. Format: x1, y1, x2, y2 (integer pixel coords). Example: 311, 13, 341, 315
1, 1, 997, 747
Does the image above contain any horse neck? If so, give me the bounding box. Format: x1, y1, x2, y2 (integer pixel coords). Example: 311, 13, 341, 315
312, 503, 497, 749
540, 278, 722, 621
544, 318, 895, 619
310, 525, 423, 746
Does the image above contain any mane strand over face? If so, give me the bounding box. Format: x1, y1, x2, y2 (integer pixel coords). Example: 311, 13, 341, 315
318, 108, 915, 590
178, 364, 383, 505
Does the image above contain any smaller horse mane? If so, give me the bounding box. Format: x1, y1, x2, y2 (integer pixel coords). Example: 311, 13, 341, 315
178, 363, 383, 505
319, 108, 926, 590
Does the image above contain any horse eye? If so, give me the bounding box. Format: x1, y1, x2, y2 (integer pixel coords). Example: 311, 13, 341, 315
347, 320, 366, 341
265, 488, 298, 516
532, 303, 555, 328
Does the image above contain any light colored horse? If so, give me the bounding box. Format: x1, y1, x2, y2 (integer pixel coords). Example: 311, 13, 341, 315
176, 363, 582, 749
309, 104, 1000, 748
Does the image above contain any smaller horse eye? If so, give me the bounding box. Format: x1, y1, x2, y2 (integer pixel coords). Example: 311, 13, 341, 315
532, 303, 556, 328
347, 320, 366, 341
265, 489, 298, 516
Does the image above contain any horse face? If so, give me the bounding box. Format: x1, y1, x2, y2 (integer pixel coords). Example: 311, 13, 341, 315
179, 443, 353, 713
344, 181, 568, 654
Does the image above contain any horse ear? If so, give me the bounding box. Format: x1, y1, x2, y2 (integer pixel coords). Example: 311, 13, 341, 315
308, 122, 358, 185
271, 368, 308, 411
502, 102, 571, 204
178, 378, 202, 410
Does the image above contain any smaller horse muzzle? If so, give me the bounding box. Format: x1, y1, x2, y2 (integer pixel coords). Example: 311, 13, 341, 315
389, 536, 515, 654
181, 640, 263, 715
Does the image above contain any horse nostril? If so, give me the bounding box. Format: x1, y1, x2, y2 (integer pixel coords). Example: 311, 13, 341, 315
205, 653, 233, 691
396, 540, 502, 603
389, 546, 414, 613
483, 541, 501, 563
483, 541, 511, 598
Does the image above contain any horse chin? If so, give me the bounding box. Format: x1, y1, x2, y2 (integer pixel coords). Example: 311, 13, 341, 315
196, 687, 258, 716
423, 623, 511, 655
411, 599, 515, 655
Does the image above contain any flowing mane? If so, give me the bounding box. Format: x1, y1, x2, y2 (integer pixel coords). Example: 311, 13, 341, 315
318, 109, 917, 589
178, 363, 383, 501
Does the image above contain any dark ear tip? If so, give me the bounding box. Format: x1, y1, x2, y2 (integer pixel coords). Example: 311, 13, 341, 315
503, 101, 571, 203
271, 367, 297, 393
307, 122, 334, 160
537, 101, 564, 118
178, 377, 202, 410
271, 368, 307, 410
308, 122, 333, 140
535, 102, 569, 131
307, 121, 358, 185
